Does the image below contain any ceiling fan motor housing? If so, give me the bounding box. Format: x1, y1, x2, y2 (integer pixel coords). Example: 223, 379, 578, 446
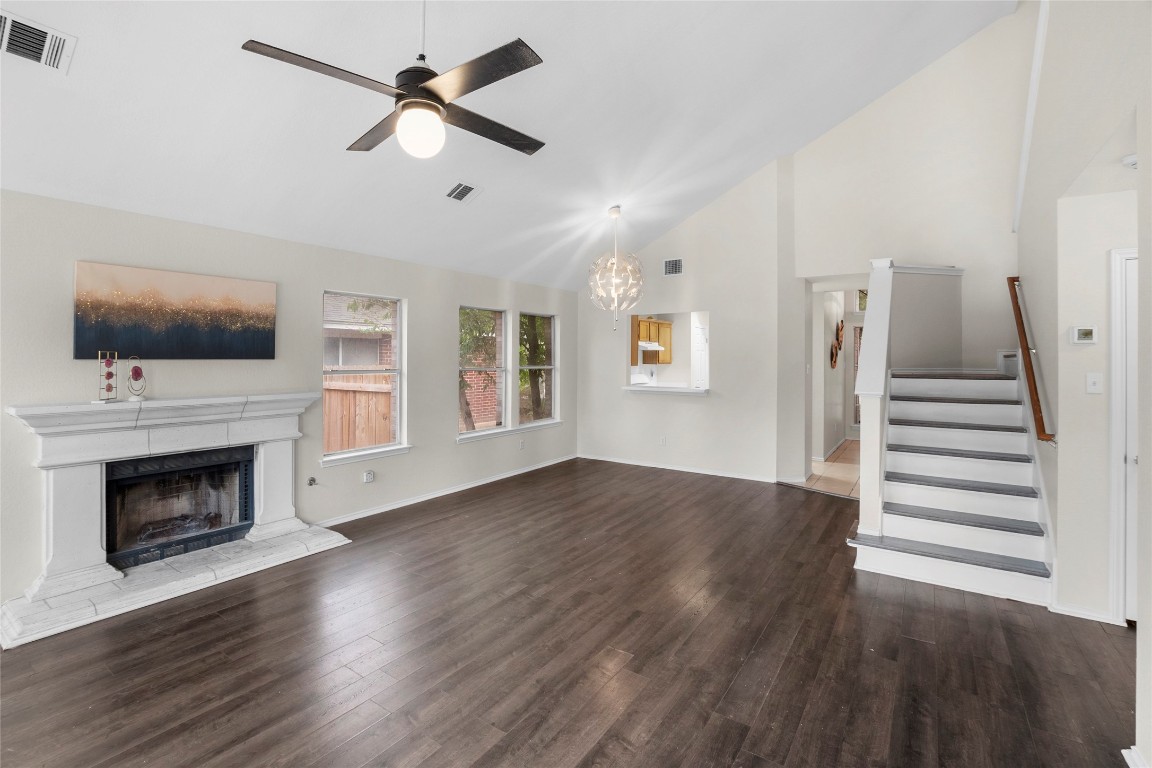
395, 64, 445, 118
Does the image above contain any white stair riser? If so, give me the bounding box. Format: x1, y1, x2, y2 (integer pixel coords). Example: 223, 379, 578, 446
885, 452, 1033, 486
851, 545, 1050, 606
887, 425, 1029, 453
889, 400, 1023, 427
884, 481, 1038, 520
881, 513, 1046, 561
889, 378, 1018, 399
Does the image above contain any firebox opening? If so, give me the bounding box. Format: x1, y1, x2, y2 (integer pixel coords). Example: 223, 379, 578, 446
105, 446, 254, 569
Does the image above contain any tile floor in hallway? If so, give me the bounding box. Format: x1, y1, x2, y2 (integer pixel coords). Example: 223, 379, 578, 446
806, 438, 860, 498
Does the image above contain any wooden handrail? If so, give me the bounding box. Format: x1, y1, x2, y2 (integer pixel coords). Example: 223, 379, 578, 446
1007, 276, 1055, 441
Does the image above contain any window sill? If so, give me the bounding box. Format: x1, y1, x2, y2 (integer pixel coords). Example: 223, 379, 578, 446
320, 444, 412, 467
622, 386, 709, 396
457, 419, 563, 444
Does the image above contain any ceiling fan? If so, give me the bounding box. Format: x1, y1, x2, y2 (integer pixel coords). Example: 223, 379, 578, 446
241, 32, 544, 159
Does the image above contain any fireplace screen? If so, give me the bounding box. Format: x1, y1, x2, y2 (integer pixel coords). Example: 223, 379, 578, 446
106, 446, 254, 569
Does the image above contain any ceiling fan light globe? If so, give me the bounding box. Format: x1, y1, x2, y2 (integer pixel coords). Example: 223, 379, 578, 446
397, 104, 446, 158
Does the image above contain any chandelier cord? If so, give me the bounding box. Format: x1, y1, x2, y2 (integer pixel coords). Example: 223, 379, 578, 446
420, 0, 427, 59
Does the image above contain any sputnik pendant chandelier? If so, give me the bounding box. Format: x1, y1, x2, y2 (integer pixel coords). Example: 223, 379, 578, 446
587, 205, 644, 330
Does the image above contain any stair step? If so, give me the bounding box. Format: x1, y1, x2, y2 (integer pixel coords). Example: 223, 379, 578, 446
887, 444, 1032, 463
848, 533, 1050, 578
883, 502, 1044, 536
886, 472, 1038, 498
891, 371, 1015, 380
890, 395, 1022, 406
890, 418, 1027, 433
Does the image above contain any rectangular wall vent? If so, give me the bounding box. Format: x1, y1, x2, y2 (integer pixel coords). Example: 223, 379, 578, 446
0, 11, 76, 73
446, 183, 476, 202
663, 258, 684, 276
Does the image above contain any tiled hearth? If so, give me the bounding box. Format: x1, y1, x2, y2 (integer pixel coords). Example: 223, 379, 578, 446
2, 393, 349, 648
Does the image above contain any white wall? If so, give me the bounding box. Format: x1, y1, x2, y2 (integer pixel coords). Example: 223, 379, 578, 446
888, 272, 964, 370
577, 162, 781, 481
0, 191, 579, 602
811, 291, 846, 459
792, 4, 1035, 368
1053, 190, 1137, 614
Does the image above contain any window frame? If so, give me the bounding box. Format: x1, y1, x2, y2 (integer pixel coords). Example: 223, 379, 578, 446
320, 291, 408, 465
517, 312, 557, 427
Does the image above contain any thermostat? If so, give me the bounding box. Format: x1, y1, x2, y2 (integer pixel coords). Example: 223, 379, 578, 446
1069, 326, 1097, 344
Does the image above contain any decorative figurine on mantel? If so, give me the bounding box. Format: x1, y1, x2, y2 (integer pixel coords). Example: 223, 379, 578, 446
126, 356, 147, 401
96, 351, 118, 403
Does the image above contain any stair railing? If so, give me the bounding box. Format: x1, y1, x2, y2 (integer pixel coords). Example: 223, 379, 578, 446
1006, 276, 1055, 441
855, 259, 895, 536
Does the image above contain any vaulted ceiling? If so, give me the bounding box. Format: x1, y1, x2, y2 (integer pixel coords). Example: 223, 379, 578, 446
1, 1, 1015, 288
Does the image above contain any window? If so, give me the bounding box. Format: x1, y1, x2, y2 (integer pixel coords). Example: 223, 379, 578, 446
459, 307, 504, 433
323, 292, 400, 454
519, 314, 554, 424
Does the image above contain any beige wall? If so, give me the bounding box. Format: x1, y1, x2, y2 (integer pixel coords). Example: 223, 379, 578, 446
0, 191, 579, 603
793, 4, 1035, 369
576, 162, 781, 480
1053, 190, 1137, 613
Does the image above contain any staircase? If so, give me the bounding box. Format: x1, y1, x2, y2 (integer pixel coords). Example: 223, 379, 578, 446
848, 371, 1051, 605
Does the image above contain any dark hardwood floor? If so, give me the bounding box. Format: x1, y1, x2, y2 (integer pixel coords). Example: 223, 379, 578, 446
0, 458, 1136, 767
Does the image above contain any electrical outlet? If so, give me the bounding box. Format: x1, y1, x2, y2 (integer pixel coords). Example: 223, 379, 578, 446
1086, 372, 1103, 394
660, 436, 667, 447
362, 470, 375, 483
518, 439, 525, 450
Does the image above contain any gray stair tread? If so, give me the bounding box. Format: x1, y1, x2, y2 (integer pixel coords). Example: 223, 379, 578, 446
883, 502, 1044, 536
892, 371, 1015, 380
890, 395, 1022, 406
848, 533, 1050, 577
885, 472, 1039, 498
887, 444, 1033, 463
890, 418, 1027, 433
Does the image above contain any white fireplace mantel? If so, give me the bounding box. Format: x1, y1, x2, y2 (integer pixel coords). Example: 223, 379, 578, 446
8, 392, 319, 468
2, 392, 350, 649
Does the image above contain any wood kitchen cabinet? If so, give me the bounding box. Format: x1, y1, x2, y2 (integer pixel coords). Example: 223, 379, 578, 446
630, 316, 672, 365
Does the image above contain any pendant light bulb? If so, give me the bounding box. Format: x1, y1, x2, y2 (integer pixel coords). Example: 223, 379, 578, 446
396, 102, 446, 159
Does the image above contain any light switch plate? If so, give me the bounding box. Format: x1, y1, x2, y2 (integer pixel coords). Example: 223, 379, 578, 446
1086, 372, 1103, 394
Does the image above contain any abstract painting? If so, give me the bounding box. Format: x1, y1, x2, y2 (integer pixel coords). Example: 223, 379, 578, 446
74, 262, 276, 359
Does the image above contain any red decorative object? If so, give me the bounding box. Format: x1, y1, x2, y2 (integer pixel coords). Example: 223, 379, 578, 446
97, 351, 118, 401
126, 356, 147, 400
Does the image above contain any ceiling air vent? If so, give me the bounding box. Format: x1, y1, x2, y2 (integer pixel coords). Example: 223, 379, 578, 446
663, 258, 684, 276
446, 183, 480, 203
0, 11, 77, 73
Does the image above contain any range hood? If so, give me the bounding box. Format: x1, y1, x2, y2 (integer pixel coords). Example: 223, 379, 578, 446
637, 341, 665, 351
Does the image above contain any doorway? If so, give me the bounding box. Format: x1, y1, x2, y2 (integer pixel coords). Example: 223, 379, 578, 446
1110, 248, 1138, 623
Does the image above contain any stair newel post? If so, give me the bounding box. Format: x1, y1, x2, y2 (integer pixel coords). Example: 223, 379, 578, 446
856, 259, 895, 536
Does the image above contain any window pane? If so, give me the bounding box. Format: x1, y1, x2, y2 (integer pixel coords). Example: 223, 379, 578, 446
459, 371, 504, 432
459, 308, 504, 368
323, 291, 401, 455
519, 368, 553, 424
323, 337, 341, 367
322, 372, 398, 452
519, 314, 553, 367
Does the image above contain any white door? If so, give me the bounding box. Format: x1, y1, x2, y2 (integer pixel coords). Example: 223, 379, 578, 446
1123, 255, 1139, 621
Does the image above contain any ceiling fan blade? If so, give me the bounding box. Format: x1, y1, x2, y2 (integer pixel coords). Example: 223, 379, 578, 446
347, 111, 400, 151
443, 104, 544, 155
422, 39, 542, 104
242, 40, 405, 98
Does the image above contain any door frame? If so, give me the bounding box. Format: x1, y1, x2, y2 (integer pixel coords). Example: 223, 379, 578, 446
1109, 247, 1138, 623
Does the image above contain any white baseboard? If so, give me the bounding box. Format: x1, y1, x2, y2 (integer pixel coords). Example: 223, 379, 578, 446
576, 453, 774, 483
813, 438, 847, 462
1048, 601, 1129, 627
1123, 746, 1149, 768
317, 455, 578, 528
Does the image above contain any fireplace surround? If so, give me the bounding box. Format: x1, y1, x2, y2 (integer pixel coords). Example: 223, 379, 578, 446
2, 392, 349, 648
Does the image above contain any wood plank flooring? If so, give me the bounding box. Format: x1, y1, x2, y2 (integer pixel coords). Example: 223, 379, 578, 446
0, 458, 1135, 767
